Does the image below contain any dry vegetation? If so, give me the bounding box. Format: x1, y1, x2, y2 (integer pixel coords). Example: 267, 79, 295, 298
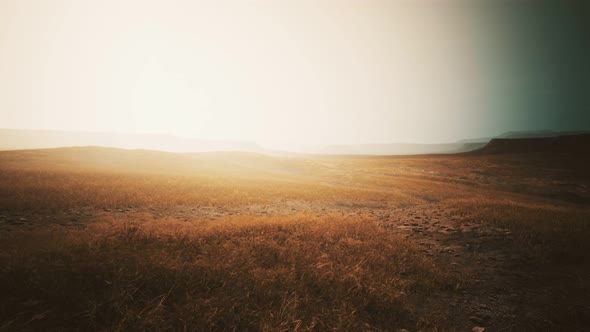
0, 216, 452, 331
0, 146, 589, 331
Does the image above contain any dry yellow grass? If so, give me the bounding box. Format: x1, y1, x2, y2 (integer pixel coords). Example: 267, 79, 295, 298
0, 146, 589, 330
447, 197, 590, 264
0, 215, 453, 331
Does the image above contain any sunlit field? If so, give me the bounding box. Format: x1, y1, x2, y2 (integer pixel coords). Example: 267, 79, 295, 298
2, 0, 589, 330
1, 146, 589, 331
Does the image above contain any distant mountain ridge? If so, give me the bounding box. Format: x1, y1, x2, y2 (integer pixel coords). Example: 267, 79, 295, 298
1, 128, 588, 155
320, 130, 590, 155
457, 130, 590, 144
0, 129, 263, 153
469, 134, 590, 155
319, 142, 482, 155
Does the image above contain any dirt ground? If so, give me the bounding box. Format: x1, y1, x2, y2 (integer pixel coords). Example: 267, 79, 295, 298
2, 196, 588, 331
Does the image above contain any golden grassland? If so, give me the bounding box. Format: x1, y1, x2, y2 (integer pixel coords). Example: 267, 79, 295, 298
0, 216, 452, 331
446, 197, 590, 266
0, 146, 589, 330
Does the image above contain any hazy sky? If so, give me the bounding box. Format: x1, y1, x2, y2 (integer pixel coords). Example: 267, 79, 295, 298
1, 0, 588, 149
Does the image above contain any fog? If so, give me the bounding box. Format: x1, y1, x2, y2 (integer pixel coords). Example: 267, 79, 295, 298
1, 0, 588, 152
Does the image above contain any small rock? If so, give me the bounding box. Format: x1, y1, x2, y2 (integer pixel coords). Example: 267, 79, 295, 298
440, 247, 454, 254
472, 327, 485, 332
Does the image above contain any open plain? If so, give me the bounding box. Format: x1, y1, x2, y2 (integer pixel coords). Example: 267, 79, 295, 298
0, 142, 589, 331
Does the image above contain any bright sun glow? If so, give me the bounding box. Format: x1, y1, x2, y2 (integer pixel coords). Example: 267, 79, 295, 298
0, 0, 492, 150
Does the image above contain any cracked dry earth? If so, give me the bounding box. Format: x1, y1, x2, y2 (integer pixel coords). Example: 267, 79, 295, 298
0, 199, 550, 331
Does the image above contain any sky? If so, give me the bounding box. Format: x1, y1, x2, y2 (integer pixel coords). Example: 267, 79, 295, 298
1, 0, 588, 150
